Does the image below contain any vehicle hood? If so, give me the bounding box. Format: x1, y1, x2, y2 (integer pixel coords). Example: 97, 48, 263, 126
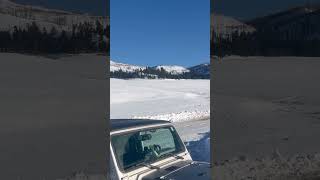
141, 161, 211, 180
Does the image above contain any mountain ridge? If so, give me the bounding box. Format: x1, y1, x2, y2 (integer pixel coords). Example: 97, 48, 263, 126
211, 4, 320, 57
211, 13, 255, 39
110, 60, 210, 79
0, 0, 108, 32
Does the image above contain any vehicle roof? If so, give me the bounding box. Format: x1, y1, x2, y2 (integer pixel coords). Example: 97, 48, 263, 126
110, 119, 171, 132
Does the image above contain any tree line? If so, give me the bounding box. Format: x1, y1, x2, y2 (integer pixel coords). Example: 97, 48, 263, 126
0, 20, 109, 54
111, 67, 209, 79
211, 20, 320, 57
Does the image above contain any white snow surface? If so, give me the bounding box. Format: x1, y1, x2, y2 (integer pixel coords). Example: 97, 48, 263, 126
110, 78, 210, 121
213, 56, 320, 178
213, 152, 320, 180
133, 110, 209, 123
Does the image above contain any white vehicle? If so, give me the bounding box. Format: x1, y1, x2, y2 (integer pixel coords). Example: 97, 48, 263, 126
110, 119, 211, 180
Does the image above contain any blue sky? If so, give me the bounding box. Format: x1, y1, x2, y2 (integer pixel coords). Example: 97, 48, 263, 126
111, 0, 210, 67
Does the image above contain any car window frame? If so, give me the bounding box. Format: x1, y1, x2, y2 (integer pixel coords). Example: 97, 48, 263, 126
110, 124, 186, 173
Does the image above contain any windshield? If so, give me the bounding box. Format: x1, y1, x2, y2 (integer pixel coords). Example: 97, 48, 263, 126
111, 126, 185, 172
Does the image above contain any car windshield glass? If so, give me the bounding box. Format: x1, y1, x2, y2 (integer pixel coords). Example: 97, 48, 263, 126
111, 126, 185, 172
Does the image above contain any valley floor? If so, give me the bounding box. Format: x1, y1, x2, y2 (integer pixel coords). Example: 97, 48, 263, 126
0, 53, 107, 180
213, 56, 320, 179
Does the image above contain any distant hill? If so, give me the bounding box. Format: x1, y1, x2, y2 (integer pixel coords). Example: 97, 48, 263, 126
188, 63, 210, 78
0, 0, 109, 54
211, 13, 255, 40
110, 60, 210, 79
0, 0, 108, 32
154, 65, 190, 75
247, 4, 320, 41
211, 4, 320, 57
110, 61, 145, 73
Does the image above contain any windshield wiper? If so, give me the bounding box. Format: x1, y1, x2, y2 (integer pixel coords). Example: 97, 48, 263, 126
166, 152, 184, 160
157, 152, 185, 161
135, 162, 160, 170
174, 155, 184, 159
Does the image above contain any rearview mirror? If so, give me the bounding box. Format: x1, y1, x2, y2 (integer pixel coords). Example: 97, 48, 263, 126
140, 134, 152, 141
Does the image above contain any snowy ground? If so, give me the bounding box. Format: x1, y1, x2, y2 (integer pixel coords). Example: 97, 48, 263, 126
174, 119, 210, 162
0, 53, 107, 180
111, 78, 210, 121
213, 56, 320, 179
110, 78, 210, 162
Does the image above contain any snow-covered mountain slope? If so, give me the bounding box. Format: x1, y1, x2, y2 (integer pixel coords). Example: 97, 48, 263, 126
248, 4, 320, 27
110, 61, 210, 75
111, 60, 190, 75
110, 61, 145, 72
0, 13, 68, 32
188, 63, 210, 76
0, 0, 108, 32
247, 4, 320, 40
211, 14, 255, 38
110, 60, 210, 79
155, 65, 190, 75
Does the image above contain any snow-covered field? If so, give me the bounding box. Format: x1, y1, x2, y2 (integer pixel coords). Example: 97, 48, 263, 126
110, 78, 211, 162
213, 56, 320, 179
0, 53, 107, 180
111, 78, 209, 121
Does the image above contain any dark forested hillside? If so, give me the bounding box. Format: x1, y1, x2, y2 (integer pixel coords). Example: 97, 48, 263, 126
0, 21, 109, 53
211, 5, 320, 57
0, 0, 109, 54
